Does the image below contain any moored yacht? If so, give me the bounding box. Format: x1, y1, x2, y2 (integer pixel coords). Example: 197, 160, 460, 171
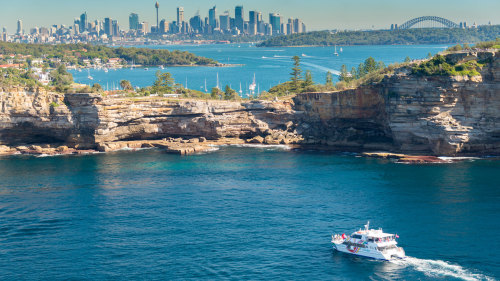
332, 221, 405, 260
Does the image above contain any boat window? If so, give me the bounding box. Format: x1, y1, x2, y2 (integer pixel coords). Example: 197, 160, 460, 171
352, 235, 362, 239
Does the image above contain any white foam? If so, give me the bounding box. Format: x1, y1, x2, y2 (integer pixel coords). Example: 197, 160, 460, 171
229, 144, 292, 150
438, 156, 480, 161
391, 257, 495, 281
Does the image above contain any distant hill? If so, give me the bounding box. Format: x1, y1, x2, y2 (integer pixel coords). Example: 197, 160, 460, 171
257, 26, 500, 47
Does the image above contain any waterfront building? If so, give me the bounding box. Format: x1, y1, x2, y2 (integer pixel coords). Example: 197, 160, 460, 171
235, 6, 244, 33
129, 13, 139, 30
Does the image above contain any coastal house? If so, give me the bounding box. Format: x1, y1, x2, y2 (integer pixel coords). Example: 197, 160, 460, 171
0, 64, 22, 69
107, 58, 122, 67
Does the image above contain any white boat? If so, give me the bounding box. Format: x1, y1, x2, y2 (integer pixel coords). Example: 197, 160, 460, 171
331, 221, 405, 261
87, 69, 93, 80
249, 73, 256, 94
340, 47, 343, 53
159, 65, 164, 69
334, 45, 339, 56
239, 82, 242, 94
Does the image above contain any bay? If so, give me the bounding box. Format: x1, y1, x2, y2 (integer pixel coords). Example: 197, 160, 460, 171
0, 147, 498, 280
69, 44, 448, 93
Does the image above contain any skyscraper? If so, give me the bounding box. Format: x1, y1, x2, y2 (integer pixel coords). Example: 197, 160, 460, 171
209, 6, 217, 29
269, 13, 282, 35
219, 13, 230, 32
249, 11, 258, 35
104, 18, 112, 36
16, 20, 22, 35
112, 20, 119, 36
129, 13, 139, 30
177, 7, 184, 27
80, 12, 87, 33
235, 6, 244, 33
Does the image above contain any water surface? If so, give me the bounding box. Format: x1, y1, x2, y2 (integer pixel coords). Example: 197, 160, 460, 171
0, 147, 498, 280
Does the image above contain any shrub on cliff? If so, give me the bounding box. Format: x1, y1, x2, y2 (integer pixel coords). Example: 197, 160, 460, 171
412, 55, 483, 77
152, 71, 175, 95
50, 64, 73, 93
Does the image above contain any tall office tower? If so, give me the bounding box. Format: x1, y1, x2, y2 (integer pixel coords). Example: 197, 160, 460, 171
74, 23, 80, 35
293, 18, 303, 33
104, 18, 112, 36
209, 6, 217, 29
177, 7, 184, 27
219, 13, 230, 32
286, 19, 293, 35
129, 13, 139, 30
189, 15, 202, 33
249, 11, 258, 35
235, 6, 244, 33
16, 20, 23, 35
112, 20, 119, 36
269, 13, 282, 35
302, 23, 306, 33
94, 20, 101, 35
155, 2, 159, 32
159, 19, 168, 34
80, 12, 87, 32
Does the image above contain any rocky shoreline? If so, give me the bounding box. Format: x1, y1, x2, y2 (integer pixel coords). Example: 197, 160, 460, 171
1, 51, 499, 163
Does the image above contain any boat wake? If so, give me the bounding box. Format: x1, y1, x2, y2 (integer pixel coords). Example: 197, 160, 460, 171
391, 257, 495, 281
300, 61, 340, 75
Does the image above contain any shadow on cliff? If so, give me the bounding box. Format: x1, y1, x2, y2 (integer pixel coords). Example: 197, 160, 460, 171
64, 93, 101, 149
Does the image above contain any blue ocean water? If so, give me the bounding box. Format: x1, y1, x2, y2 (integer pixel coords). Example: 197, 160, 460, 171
0, 146, 498, 280
70, 44, 448, 93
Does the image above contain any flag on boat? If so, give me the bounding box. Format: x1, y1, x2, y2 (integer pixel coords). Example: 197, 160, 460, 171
342, 233, 346, 239
395, 234, 399, 238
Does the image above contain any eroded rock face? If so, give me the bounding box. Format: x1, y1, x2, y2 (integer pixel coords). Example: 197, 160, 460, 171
0, 52, 498, 156
294, 51, 500, 155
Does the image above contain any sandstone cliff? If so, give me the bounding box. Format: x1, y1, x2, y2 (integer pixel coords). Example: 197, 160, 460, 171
0, 51, 498, 156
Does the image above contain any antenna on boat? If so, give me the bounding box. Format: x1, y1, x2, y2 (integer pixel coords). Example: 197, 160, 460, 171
365, 221, 370, 231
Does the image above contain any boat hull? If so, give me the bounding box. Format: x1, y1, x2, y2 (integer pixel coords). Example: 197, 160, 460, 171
333, 243, 404, 261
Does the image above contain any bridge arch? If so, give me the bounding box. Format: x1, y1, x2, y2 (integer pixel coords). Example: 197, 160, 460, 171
399, 16, 459, 29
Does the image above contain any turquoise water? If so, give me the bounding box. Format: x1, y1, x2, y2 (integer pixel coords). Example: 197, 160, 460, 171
0, 147, 498, 280
70, 44, 448, 94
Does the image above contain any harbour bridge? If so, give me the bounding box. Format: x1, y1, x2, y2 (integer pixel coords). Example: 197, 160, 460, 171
397, 16, 460, 29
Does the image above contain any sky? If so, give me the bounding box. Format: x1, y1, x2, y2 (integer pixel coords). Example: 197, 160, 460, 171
0, 0, 499, 33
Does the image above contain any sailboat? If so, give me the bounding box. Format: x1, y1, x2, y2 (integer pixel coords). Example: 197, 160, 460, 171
216, 73, 220, 90
204, 78, 207, 92
334, 45, 339, 56
249, 73, 256, 95
340, 47, 343, 53
130, 60, 134, 70
87, 69, 93, 80
239, 82, 242, 94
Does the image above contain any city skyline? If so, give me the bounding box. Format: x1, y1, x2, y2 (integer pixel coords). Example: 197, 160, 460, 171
1, 0, 499, 33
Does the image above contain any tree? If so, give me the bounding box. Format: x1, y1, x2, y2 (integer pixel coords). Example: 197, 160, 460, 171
339, 64, 351, 82
290, 55, 302, 90
350, 67, 357, 80
120, 80, 133, 91
357, 62, 367, 78
224, 85, 238, 100
304, 70, 314, 87
211, 87, 221, 99
325, 71, 333, 87
91, 83, 103, 92
50, 64, 73, 92
152, 70, 174, 95
404, 56, 411, 63
364, 57, 378, 73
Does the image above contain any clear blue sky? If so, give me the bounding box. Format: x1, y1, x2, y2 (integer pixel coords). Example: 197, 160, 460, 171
1, 0, 499, 32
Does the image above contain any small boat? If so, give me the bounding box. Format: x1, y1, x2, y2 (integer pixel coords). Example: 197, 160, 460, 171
302, 53, 307, 57
340, 47, 343, 53
331, 221, 405, 261
334, 45, 339, 56
159, 65, 164, 69
104, 68, 108, 73
87, 69, 93, 80
249, 73, 256, 94
239, 82, 242, 94
144, 68, 149, 71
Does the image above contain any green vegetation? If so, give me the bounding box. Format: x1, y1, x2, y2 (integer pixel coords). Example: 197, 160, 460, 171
50, 65, 73, 92
257, 26, 500, 47
290, 56, 302, 90
446, 38, 500, 52
151, 71, 175, 95
119, 80, 133, 91
411, 55, 483, 77
0, 68, 41, 89
0, 41, 217, 67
